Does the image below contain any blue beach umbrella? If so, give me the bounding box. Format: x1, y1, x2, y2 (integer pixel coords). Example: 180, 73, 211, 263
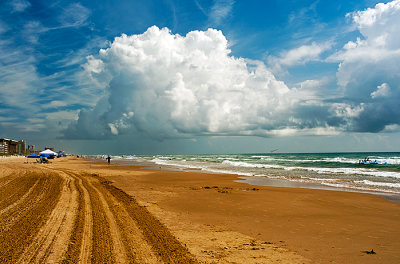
26, 154, 40, 158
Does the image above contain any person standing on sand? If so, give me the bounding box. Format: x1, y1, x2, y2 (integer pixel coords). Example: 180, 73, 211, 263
106, 155, 111, 164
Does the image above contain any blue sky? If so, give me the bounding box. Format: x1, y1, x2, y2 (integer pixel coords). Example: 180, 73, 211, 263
1, 0, 400, 154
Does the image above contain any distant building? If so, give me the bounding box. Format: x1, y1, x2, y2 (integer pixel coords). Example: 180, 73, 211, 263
8, 140, 18, 154
0, 139, 9, 154
17, 140, 26, 155
0, 138, 27, 155
27, 144, 35, 154
0, 138, 18, 154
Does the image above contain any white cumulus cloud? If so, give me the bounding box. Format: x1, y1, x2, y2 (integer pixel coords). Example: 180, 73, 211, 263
330, 0, 400, 132
371, 83, 390, 98
65, 26, 336, 139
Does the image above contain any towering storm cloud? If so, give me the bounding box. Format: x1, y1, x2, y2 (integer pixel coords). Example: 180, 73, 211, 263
332, 0, 400, 132
65, 26, 326, 139
65, 0, 400, 141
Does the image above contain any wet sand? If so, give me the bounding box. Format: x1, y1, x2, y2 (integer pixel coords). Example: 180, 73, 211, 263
92, 159, 400, 263
2, 156, 400, 263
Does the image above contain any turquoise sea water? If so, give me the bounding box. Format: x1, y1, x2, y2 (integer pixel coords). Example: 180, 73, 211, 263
92, 152, 400, 197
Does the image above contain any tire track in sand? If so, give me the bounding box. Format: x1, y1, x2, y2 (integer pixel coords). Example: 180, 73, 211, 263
77, 176, 93, 264
0, 172, 29, 206
1, 164, 199, 264
60, 172, 93, 264
85, 175, 128, 263
82, 177, 115, 263
99, 177, 198, 264
0, 175, 49, 233
0, 177, 12, 189
0, 178, 40, 216
61, 169, 160, 264
92, 176, 160, 263
16, 172, 79, 264
0, 173, 62, 263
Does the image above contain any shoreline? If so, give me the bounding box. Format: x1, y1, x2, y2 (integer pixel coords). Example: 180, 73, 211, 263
236, 175, 400, 203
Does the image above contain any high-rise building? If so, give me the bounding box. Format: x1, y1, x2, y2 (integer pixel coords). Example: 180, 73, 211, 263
27, 144, 35, 154
17, 140, 26, 155
0, 138, 27, 154
0, 138, 8, 154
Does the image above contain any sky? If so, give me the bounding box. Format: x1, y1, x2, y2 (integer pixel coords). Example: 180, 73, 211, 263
1, 0, 400, 154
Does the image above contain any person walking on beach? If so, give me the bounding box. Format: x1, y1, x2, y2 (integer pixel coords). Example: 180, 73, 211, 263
106, 155, 111, 164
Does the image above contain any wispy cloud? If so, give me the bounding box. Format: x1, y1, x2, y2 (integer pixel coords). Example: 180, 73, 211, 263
55, 36, 107, 68
58, 3, 91, 28
18, 3, 91, 45
0, 21, 9, 34
288, 0, 319, 25
0, 42, 42, 110
194, 0, 207, 16
268, 42, 332, 74
22, 21, 48, 44
46, 110, 79, 120
208, 0, 235, 26
9, 0, 31, 13
0, 2, 98, 137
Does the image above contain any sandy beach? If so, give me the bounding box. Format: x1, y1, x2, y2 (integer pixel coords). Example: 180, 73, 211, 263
1, 156, 399, 263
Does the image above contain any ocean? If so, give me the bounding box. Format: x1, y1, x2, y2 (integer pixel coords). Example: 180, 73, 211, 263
93, 152, 400, 199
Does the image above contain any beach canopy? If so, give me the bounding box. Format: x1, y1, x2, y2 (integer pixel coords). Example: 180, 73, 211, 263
39, 149, 57, 156
26, 153, 40, 158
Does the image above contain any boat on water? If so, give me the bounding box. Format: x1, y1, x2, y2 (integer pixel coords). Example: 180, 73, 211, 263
359, 158, 387, 165
359, 159, 378, 165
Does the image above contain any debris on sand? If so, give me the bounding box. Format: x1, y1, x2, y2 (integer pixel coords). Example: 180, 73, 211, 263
362, 249, 376, 255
